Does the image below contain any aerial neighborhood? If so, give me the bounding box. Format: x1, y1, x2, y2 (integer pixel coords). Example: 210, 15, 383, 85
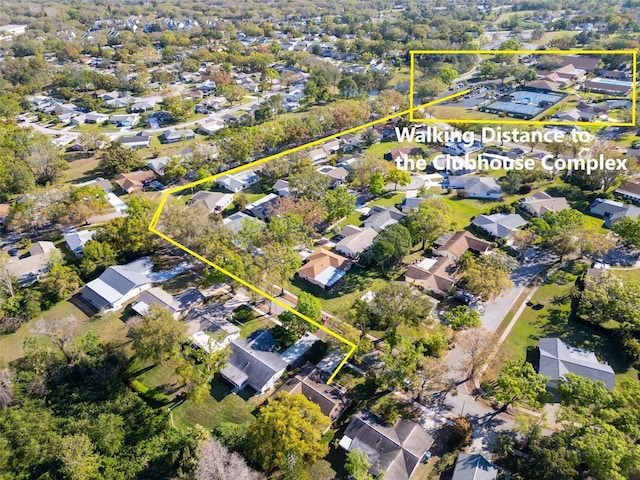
0, 1, 639, 479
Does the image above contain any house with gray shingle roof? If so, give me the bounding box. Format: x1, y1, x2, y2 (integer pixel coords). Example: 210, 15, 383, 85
589, 198, 640, 228
472, 213, 527, 239
339, 410, 434, 480
364, 205, 406, 232
451, 453, 501, 480
519, 191, 570, 217
448, 176, 502, 199
538, 338, 615, 390
221, 330, 287, 394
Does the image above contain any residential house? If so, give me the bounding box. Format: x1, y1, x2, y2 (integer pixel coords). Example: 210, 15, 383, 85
451, 454, 501, 480
110, 113, 139, 127
215, 169, 259, 192
401, 195, 436, 214
63, 228, 96, 256
615, 180, 640, 204
442, 140, 484, 156
147, 156, 170, 176
585, 78, 632, 96
0, 24, 28, 40
308, 148, 328, 164
273, 179, 291, 196
7, 241, 60, 286
335, 225, 378, 259
245, 193, 279, 220
519, 191, 570, 217
298, 249, 351, 290
364, 206, 407, 232
120, 132, 151, 149
114, 170, 157, 194
198, 120, 224, 135
340, 133, 361, 152
405, 257, 457, 295
322, 139, 341, 155
432, 231, 493, 260
131, 287, 182, 318
448, 177, 502, 199
339, 411, 435, 480
184, 301, 240, 353
589, 198, 640, 228
472, 213, 527, 239
221, 330, 288, 394
161, 129, 196, 143
84, 111, 110, 124
81, 257, 153, 312
388, 147, 424, 163
189, 191, 234, 212
278, 365, 350, 423
317, 165, 349, 187
222, 211, 265, 235
129, 101, 155, 113
538, 338, 615, 390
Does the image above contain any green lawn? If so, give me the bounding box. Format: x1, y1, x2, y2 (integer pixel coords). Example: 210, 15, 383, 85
0, 297, 128, 364
501, 263, 639, 387
287, 266, 391, 317
171, 378, 264, 431
610, 266, 640, 284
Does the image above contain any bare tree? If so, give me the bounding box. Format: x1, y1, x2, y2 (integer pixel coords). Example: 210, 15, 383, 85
0, 252, 16, 298
33, 315, 79, 363
195, 437, 260, 480
0, 368, 14, 408
458, 327, 496, 381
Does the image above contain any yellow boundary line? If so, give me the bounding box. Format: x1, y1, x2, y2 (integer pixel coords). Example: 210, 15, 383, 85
409, 49, 637, 127
148, 90, 470, 384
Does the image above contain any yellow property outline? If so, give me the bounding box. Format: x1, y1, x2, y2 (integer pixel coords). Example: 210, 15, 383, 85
409, 49, 637, 127
148, 91, 470, 384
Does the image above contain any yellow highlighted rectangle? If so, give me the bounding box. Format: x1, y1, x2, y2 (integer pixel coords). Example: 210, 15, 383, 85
409, 49, 637, 127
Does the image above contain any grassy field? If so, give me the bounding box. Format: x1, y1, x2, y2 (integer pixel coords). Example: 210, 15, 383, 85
0, 297, 128, 364
500, 262, 639, 386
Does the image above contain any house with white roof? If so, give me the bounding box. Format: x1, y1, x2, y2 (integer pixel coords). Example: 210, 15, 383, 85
63, 228, 96, 257
215, 169, 259, 192
81, 257, 153, 312
7, 241, 60, 286
448, 177, 502, 199
189, 191, 234, 212
335, 225, 378, 259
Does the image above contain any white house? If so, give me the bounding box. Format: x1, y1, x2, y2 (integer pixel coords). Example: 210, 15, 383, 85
215, 169, 259, 192
81, 257, 153, 312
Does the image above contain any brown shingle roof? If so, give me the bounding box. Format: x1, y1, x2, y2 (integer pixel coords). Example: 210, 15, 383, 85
298, 249, 351, 280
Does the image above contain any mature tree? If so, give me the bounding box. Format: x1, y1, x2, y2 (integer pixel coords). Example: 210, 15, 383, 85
368, 172, 387, 196
460, 252, 515, 300
162, 157, 187, 183
441, 305, 481, 331
416, 78, 447, 100
79, 240, 117, 278
98, 143, 145, 177
372, 282, 432, 337
379, 338, 421, 389
351, 154, 392, 190
175, 343, 230, 403
26, 141, 68, 185
57, 434, 101, 480
345, 449, 372, 480
458, 327, 496, 380
220, 84, 248, 105
259, 242, 302, 296
495, 360, 549, 409
279, 292, 321, 336
248, 392, 331, 475
162, 95, 195, 121
76, 132, 109, 152
370, 224, 412, 271
324, 186, 356, 223
33, 315, 80, 363
385, 168, 411, 191
217, 132, 254, 165
439, 67, 458, 86
288, 166, 330, 200
338, 77, 358, 98
128, 305, 187, 364
58, 184, 110, 226
406, 197, 453, 249
195, 437, 260, 480
511, 229, 537, 258
40, 264, 83, 307
613, 217, 640, 247
268, 196, 326, 234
